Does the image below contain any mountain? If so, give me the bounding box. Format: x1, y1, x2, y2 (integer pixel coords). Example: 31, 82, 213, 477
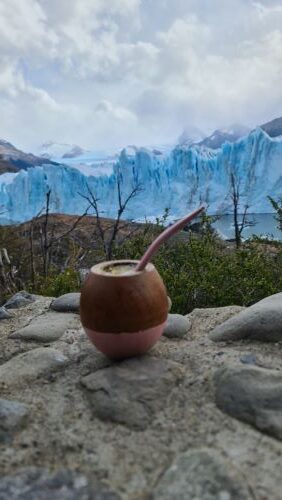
260, 117, 282, 138
178, 126, 205, 146
38, 141, 119, 177
198, 124, 251, 150
0, 139, 56, 174
198, 118, 282, 151
0, 126, 281, 224
39, 141, 89, 160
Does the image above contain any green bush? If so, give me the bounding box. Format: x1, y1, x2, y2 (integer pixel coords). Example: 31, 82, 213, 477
35, 268, 81, 297
114, 229, 282, 314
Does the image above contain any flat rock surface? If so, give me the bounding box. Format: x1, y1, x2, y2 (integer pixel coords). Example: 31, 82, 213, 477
214, 364, 282, 440
209, 292, 282, 342
0, 399, 29, 432
9, 312, 79, 342
163, 313, 191, 338
0, 296, 282, 500
50, 293, 81, 313
0, 347, 68, 389
0, 468, 120, 500
81, 357, 184, 430
153, 448, 252, 500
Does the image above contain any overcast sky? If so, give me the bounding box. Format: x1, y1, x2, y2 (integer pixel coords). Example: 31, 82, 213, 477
0, 0, 282, 152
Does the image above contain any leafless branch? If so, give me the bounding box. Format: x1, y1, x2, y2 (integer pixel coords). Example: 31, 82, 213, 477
78, 174, 142, 260
50, 207, 91, 246
229, 170, 256, 248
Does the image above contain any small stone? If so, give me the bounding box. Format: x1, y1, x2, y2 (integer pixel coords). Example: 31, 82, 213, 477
0, 348, 68, 389
0, 307, 12, 320
50, 293, 80, 313
153, 448, 251, 500
214, 364, 282, 440
0, 399, 29, 431
9, 312, 79, 342
240, 353, 257, 365
0, 468, 120, 500
81, 356, 183, 430
209, 292, 282, 342
4, 291, 36, 310
163, 313, 191, 338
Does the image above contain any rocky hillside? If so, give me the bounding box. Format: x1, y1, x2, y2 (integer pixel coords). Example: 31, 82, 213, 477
261, 117, 282, 138
197, 124, 250, 150
0, 290, 281, 499
0, 139, 57, 174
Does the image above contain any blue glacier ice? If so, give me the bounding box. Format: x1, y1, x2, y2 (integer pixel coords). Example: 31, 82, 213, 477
0, 128, 282, 224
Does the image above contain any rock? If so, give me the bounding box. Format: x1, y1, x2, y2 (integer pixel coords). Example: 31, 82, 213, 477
209, 292, 282, 342
240, 353, 257, 365
0, 292, 281, 499
214, 364, 282, 440
0, 307, 12, 320
153, 448, 251, 500
50, 293, 80, 313
0, 399, 29, 431
81, 356, 183, 430
0, 348, 68, 389
4, 291, 36, 310
163, 313, 191, 339
9, 312, 79, 342
259, 292, 282, 304
167, 296, 172, 312
0, 468, 120, 500
187, 306, 245, 339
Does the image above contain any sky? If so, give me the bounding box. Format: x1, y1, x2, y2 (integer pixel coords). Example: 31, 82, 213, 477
0, 0, 282, 153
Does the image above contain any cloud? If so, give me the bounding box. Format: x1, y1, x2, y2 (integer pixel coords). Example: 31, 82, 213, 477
0, 0, 57, 56
95, 99, 136, 121
132, 6, 282, 134
0, 0, 281, 151
253, 1, 282, 16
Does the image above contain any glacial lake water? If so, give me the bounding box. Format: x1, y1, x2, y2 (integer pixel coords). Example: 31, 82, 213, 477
212, 213, 281, 241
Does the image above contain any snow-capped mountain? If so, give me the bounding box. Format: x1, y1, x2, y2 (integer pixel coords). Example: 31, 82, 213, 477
38, 141, 119, 177
39, 141, 89, 161
198, 124, 251, 150
261, 117, 282, 138
0, 124, 281, 224
178, 126, 205, 146
0, 139, 56, 174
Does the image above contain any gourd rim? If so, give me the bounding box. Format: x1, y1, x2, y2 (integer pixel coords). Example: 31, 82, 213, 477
90, 259, 155, 277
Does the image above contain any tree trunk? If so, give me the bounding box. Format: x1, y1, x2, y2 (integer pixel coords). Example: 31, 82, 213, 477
234, 205, 241, 248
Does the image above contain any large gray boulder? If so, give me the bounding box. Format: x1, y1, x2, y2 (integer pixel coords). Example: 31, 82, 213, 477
50, 293, 80, 313
4, 291, 36, 310
209, 292, 282, 342
214, 364, 282, 440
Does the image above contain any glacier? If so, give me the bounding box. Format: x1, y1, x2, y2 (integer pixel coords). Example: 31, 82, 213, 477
0, 127, 282, 224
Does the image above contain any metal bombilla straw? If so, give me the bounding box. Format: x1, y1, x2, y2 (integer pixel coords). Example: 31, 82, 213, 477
136, 206, 206, 272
